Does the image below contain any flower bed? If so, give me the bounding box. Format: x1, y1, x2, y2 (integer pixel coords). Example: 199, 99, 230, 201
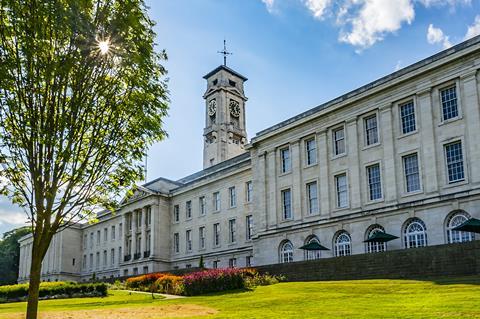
0, 282, 107, 303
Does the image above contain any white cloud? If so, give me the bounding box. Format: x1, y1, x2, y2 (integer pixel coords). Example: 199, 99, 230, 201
339, 0, 415, 50
304, 0, 332, 19
464, 15, 480, 40
262, 0, 275, 13
417, 0, 470, 7
395, 60, 403, 71
0, 209, 27, 227
427, 24, 452, 49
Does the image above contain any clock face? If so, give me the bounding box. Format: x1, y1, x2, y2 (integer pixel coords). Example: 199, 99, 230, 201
208, 99, 216, 116
229, 100, 240, 118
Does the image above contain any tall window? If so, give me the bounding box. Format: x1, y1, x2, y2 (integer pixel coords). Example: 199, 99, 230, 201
335, 174, 348, 208
367, 164, 382, 201
441, 86, 458, 121
305, 138, 317, 165
111, 226, 116, 241
333, 127, 346, 155
199, 226, 206, 249
146, 206, 152, 226
213, 223, 220, 247
89, 253, 93, 269
173, 205, 180, 222
229, 187, 236, 208
199, 196, 206, 216
404, 218, 427, 248
334, 231, 351, 257
96, 252, 100, 269
118, 247, 122, 264
446, 211, 474, 243
110, 249, 115, 265
246, 255, 253, 267
229, 258, 237, 268
103, 250, 107, 267
364, 115, 379, 146
281, 189, 292, 220
403, 154, 420, 193
445, 141, 464, 183
279, 241, 293, 263
305, 236, 321, 260
365, 225, 386, 253
83, 235, 87, 248
186, 230, 192, 252
306, 182, 319, 215
229, 219, 236, 243
119, 223, 123, 238
400, 100, 416, 134
213, 192, 221, 211
246, 215, 253, 240
97, 230, 101, 245
173, 233, 179, 253
104, 228, 108, 242
280, 148, 291, 173
82, 255, 87, 269
246, 181, 253, 203
186, 201, 192, 219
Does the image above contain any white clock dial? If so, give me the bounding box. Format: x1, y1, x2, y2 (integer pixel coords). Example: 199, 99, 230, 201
208, 99, 216, 116
229, 100, 240, 117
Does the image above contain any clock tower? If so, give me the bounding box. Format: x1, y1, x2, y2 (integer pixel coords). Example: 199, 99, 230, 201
202, 65, 248, 169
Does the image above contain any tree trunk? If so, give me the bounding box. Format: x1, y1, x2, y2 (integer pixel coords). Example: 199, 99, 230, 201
25, 251, 43, 319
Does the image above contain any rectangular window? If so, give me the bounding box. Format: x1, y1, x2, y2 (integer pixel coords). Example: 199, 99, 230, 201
333, 127, 346, 155
229, 219, 236, 243
445, 141, 465, 183
306, 182, 319, 215
229, 258, 237, 268
173, 205, 180, 222
136, 211, 142, 229
246, 255, 253, 267
199, 196, 206, 215
186, 201, 192, 219
118, 247, 122, 264
213, 223, 220, 247
229, 187, 236, 207
441, 86, 458, 121
400, 100, 416, 134
246, 181, 253, 202
213, 192, 221, 211
199, 226, 206, 249
111, 248, 115, 265
186, 230, 192, 252
305, 138, 317, 165
336, 174, 348, 208
403, 153, 420, 192
127, 214, 132, 230
111, 226, 116, 241
97, 230, 100, 245
103, 250, 107, 266
82, 255, 87, 269
119, 223, 123, 238
104, 228, 108, 242
364, 115, 379, 146
280, 148, 291, 173
246, 215, 253, 240
89, 253, 93, 269
83, 235, 87, 248
367, 164, 382, 200
281, 189, 292, 220
146, 206, 152, 226
213, 260, 219, 269
173, 233, 179, 253
96, 252, 100, 269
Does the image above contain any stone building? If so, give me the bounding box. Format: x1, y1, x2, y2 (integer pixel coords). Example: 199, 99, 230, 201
18, 35, 480, 282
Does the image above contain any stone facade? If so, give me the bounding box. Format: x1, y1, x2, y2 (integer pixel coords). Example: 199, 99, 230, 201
18, 35, 480, 283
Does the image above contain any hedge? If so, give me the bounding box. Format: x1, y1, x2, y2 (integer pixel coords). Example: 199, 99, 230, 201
0, 282, 107, 302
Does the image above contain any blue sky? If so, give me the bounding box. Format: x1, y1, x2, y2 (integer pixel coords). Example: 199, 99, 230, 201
1, 0, 479, 235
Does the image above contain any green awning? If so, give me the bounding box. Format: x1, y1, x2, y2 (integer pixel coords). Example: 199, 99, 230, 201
299, 241, 330, 251
363, 232, 399, 243
452, 218, 480, 234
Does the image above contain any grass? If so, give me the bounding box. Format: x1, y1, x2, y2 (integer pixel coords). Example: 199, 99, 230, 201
1, 277, 480, 318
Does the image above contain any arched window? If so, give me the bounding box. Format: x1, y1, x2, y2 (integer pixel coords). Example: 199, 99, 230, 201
304, 236, 322, 260
404, 218, 427, 248
365, 225, 386, 253
279, 240, 293, 263
446, 211, 474, 243
334, 231, 351, 257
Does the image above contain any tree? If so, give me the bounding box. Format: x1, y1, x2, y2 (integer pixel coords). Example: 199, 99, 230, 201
0, 226, 31, 285
0, 1, 168, 318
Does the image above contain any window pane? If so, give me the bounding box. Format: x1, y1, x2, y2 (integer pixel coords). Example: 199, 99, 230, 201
365, 115, 378, 145
367, 164, 382, 200
403, 154, 420, 192
400, 101, 416, 134
307, 182, 318, 214
441, 86, 458, 121
336, 174, 348, 208
445, 142, 464, 183
281, 148, 291, 173
305, 139, 317, 165
282, 189, 292, 219
334, 127, 345, 155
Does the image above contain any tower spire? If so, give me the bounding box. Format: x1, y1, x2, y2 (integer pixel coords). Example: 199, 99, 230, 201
217, 39, 232, 66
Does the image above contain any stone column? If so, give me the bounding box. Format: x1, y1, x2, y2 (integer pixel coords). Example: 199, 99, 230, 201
266, 150, 277, 228
346, 119, 362, 209
150, 204, 156, 258
418, 88, 439, 194
380, 105, 398, 203
462, 71, 480, 183
141, 206, 147, 257
291, 140, 302, 221
121, 213, 127, 262
317, 131, 330, 217
132, 210, 137, 259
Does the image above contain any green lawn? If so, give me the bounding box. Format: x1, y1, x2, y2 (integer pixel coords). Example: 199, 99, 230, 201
1, 277, 480, 318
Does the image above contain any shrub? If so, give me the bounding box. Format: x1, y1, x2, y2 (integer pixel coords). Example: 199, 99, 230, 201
153, 275, 183, 295
0, 282, 107, 303
125, 273, 168, 291
182, 268, 247, 296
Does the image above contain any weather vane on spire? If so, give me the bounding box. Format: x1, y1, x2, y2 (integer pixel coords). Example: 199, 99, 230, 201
218, 39, 232, 66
